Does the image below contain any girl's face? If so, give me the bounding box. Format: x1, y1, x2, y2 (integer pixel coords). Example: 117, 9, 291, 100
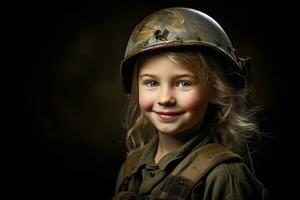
138, 54, 210, 136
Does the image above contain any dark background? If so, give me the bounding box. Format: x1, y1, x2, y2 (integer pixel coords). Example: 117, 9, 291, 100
6, 0, 285, 199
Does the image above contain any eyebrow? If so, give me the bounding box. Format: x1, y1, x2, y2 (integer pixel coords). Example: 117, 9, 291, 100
139, 73, 195, 79
139, 74, 157, 78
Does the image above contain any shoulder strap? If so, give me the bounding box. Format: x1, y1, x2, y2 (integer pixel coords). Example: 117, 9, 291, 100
123, 148, 144, 177
155, 143, 242, 199
172, 143, 242, 181
114, 148, 144, 196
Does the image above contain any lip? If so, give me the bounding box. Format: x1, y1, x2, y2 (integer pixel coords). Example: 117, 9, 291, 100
154, 111, 184, 122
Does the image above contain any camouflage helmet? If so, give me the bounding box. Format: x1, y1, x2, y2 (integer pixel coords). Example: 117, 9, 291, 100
120, 7, 252, 93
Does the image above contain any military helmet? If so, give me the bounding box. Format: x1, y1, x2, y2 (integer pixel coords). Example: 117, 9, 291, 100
120, 7, 252, 93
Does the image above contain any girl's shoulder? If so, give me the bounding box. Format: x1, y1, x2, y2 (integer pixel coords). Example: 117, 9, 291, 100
207, 162, 261, 184
200, 162, 268, 199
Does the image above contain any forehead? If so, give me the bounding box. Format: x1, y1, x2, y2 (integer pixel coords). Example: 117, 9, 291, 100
138, 54, 194, 76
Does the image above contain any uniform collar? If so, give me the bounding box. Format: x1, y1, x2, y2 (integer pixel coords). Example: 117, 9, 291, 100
130, 124, 212, 175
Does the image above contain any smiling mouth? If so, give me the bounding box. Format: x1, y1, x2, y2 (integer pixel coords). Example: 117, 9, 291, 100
154, 111, 184, 122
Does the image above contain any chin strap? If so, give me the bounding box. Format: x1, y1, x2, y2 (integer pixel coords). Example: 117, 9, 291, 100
238, 56, 254, 88
237, 57, 256, 176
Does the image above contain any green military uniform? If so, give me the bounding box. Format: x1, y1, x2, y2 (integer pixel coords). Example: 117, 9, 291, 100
114, 130, 267, 199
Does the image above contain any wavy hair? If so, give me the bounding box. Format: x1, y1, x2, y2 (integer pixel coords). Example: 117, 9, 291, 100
122, 49, 261, 159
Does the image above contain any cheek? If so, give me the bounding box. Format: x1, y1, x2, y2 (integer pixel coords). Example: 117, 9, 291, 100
139, 90, 155, 111
180, 91, 208, 111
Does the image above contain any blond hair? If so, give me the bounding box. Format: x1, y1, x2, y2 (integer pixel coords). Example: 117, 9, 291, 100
122, 49, 261, 159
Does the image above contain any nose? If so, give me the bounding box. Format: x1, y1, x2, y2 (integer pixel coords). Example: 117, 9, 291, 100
157, 86, 176, 106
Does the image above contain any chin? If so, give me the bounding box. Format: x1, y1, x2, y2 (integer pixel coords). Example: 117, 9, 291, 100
156, 126, 181, 135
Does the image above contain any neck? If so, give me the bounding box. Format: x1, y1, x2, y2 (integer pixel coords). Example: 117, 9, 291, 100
153, 122, 206, 164
154, 133, 184, 164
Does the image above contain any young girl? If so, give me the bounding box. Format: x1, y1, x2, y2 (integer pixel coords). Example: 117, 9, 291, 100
113, 7, 267, 200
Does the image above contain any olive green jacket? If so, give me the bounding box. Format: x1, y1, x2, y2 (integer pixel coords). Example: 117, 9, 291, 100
114, 134, 267, 199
